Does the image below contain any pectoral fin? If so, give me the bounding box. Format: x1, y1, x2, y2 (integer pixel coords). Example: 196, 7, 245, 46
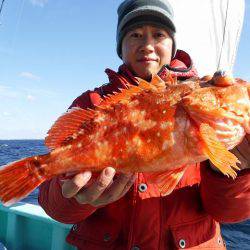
199, 123, 240, 178
143, 167, 186, 196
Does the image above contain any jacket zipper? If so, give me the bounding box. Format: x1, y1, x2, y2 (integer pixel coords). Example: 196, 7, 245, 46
127, 173, 139, 249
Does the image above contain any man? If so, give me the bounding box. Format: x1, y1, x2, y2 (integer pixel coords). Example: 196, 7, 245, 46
39, 0, 250, 249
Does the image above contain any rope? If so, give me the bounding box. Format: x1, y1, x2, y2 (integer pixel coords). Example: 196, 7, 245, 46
0, 0, 5, 17
217, 0, 230, 70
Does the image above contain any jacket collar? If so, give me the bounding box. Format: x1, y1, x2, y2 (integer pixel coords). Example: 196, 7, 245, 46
105, 49, 198, 87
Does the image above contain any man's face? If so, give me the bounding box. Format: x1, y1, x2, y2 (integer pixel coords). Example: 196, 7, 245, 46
121, 25, 173, 80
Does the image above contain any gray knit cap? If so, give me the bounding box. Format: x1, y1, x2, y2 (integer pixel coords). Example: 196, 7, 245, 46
116, 0, 176, 59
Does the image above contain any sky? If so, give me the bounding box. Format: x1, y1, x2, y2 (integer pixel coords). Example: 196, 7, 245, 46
0, 0, 249, 139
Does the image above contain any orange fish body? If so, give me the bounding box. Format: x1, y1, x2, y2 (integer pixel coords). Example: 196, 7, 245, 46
0, 74, 249, 205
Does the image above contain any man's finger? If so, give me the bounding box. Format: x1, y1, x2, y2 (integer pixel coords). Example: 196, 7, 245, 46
117, 174, 137, 198
62, 171, 92, 198
232, 137, 250, 165
76, 167, 115, 204
245, 134, 250, 143
99, 173, 135, 202
236, 138, 250, 156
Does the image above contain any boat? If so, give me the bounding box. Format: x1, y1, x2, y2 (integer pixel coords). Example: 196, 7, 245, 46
0, 202, 74, 250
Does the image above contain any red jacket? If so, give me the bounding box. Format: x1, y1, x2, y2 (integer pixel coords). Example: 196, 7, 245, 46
39, 50, 250, 250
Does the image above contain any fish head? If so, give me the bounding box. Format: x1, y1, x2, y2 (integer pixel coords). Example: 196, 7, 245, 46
182, 83, 250, 148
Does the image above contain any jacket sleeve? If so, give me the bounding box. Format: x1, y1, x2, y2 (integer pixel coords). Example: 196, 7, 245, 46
200, 162, 250, 223
38, 177, 97, 224
39, 90, 102, 224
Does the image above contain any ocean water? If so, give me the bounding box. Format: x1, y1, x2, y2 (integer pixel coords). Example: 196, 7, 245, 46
0, 140, 249, 249
0, 140, 48, 205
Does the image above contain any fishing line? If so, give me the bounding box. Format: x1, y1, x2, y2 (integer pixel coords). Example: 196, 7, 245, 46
0, 0, 5, 24
0, 0, 5, 16
217, 0, 230, 70
11, 0, 26, 50
1, 0, 25, 80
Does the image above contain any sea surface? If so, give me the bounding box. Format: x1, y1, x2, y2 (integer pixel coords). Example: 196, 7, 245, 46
0, 140, 249, 249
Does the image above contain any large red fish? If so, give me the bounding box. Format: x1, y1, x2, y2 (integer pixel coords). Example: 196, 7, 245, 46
0, 74, 249, 205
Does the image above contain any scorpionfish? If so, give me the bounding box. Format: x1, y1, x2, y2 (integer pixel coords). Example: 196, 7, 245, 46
0, 73, 249, 205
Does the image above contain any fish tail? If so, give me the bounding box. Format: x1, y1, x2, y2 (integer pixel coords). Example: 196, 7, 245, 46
0, 155, 48, 206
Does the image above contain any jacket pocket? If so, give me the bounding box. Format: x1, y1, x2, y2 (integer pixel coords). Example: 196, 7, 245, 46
170, 216, 226, 249
67, 221, 122, 250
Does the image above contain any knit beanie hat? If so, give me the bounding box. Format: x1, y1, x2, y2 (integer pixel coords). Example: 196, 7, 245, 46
116, 0, 176, 59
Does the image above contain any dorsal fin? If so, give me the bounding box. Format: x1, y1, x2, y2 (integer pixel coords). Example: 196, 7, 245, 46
98, 76, 163, 108
136, 75, 166, 91
45, 77, 163, 150
159, 70, 177, 86
151, 74, 167, 89
45, 107, 95, 150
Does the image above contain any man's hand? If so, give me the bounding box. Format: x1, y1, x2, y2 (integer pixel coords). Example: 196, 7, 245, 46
210, 134, 250, 173
230, 134, 250, 170
61, 167, 136, 207
209, 72, 250, 172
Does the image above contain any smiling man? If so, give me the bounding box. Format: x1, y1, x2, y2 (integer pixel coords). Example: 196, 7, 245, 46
121, 25, 173, 80
39, 0, 250, 249
117, 3, 175, 81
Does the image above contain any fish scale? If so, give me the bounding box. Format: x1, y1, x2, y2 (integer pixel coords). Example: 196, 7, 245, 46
0, 74, 249, 205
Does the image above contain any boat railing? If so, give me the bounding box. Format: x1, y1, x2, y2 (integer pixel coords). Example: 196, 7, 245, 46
0, 202, 75, 250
